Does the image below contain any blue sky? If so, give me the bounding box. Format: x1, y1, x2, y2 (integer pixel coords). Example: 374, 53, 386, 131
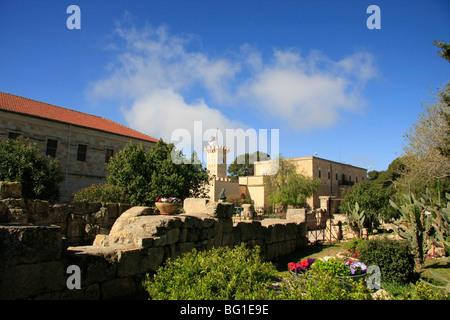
1, 0, 449, 172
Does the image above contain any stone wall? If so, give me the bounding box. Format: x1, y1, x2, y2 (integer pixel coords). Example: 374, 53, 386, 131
0, 194, 308, 300
0, 181, 132, 246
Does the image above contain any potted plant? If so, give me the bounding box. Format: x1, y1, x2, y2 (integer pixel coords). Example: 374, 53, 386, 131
155, 197, 181, 215
344, 260, 368, 281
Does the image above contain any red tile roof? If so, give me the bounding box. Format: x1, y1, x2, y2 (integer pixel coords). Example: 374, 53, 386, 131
0, 92, 159, 143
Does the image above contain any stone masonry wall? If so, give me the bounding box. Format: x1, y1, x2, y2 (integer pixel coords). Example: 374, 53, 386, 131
0, 181, 132, 246
0, 183, 307, 300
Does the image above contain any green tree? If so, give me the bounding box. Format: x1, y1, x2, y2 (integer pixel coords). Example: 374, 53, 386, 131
0, 137, 63, 201
340, 180, 396, 229
106, 139, 209, 206
434, 40, 450, 63
264, 157, 321, 212
402, 83, 450, 199
227, 151, 270, 178
400, 42, 450, 200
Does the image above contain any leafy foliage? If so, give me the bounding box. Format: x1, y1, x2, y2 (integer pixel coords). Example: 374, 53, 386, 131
143, 244, 279, 300
264, 157, 321, 211
357, 238, 417, 284
279, 266, 372, 300
340, 179, 396, 229
402, 82, 450, 196
389, 190, 450, 268
227, 151, 270, 177
72, 183, 128, 203
106, 139, 209, 206
345, 202, 366, 238
0, 138, 63, 201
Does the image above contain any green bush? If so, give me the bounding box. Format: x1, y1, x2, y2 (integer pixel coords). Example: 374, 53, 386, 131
143, 244, 279, 300
0, 138, 63, 201
309, 258, 349, 277
280, 267, 372, 300
72, 183, 128, 203
357, 238, 417, 284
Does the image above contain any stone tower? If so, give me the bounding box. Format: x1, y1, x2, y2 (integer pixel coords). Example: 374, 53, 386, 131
204, 144, 229, 178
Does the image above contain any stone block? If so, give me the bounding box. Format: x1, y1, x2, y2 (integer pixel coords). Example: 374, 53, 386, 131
48, 204, 70, 224
264, 223, 285, 244
286, 208, 306, 222
101, 277, 136, 300
0, 260, 66, 299
205, 202, 234, 219
142, 247, 164, 272
234, 221, 262, 242
0, 223, 62, 269
183, 198, 210, 215
0, 181, 22, 199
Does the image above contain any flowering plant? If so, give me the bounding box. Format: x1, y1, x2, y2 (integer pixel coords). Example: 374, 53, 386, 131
348, 247, 359, 258
345, 260, 368, 275
288, 258, 316, 274
156, 197, 181, 204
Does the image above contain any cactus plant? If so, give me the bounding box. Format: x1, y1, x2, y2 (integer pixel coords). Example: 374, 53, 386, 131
346, 202, 366, 238
390, 190, 450, 270
389, 193, 433, 269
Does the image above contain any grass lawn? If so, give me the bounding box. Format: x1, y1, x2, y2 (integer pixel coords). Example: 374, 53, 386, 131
420, 259, 450, 287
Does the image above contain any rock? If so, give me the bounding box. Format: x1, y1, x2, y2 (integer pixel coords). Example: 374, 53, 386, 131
0, 223, 62, 269
183, 198, 210, 215
205, 202, 234, 219
183, 198, 234, 219
286, 208, 306, 222
371, 289, 391, 300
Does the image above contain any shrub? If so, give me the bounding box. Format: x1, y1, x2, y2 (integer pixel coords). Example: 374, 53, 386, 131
72, 183, 128, 203
309, 258, 349, 277
346, 238, 365, 258
357, 238, 417, 284
0, 138, 63, 201
280, 267, 372, 300
143, 244, 279, 300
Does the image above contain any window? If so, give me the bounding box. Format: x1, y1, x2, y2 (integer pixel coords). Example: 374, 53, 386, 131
8, 132, 21, 139
46, 139, 58, 158
105, 148, 114, 163
356, 176, 358, 183
328, 169, 331, 180
318, 168, 321, 179
336, 172, 338, 181
77, 144, 87, 162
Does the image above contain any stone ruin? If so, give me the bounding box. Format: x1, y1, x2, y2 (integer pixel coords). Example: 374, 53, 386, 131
0, 182, 308, 299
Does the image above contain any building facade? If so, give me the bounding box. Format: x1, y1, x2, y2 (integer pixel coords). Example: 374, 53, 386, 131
240, 156, 368, 213
0, 92, 158, 201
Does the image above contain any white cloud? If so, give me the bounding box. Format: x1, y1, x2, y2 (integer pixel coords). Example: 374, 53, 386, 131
121, 88, 244, 142
87, 21, 377, 145
239, 49, 376, 128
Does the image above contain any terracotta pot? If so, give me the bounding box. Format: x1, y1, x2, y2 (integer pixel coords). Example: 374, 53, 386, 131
155, 202, 180, 215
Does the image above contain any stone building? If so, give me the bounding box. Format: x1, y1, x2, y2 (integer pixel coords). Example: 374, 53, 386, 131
0, 92, 158, 201
204, 144, 239, 201
239, 156, 368, 214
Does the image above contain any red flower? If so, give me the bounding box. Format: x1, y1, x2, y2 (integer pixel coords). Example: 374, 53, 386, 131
288, 262, 296, 271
